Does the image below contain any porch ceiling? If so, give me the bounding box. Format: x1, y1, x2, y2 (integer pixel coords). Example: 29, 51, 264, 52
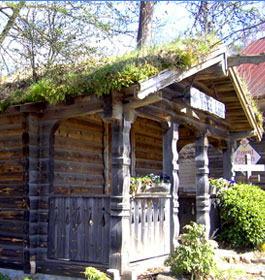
134, 47, 263, 141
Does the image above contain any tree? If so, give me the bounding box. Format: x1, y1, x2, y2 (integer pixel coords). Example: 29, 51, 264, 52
137, 1, 155, 49
184, 1, 265, 50
0, 1, 139, 77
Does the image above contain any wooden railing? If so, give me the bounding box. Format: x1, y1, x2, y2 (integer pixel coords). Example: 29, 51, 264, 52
129, 195, 171, 262
48, 195, 110, 264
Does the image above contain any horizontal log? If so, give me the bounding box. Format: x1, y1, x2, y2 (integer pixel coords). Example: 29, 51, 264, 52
0, 221, 24, 235
53, 173, 104, 186
0, 164, 23, 174
54, 150, 103, 165
0, 185, 23, 197
60, 118, 103, 133
135, 133, 162, 145
0, 197, 26, 209
136, 159, 163, 171
0, 210, 24, 221
0, 245, 23, 258
135, 141, 163, 153
0, 149, 23, 160
55, 126, 103, 143
0, 256, 23, 270
0, 173, 23, 181
54, 137, 103, 154
0, 114, 24, 126
0, 137, 23, 149
53, 186, 104, 195
135, 150, 163, 162
43, 97, 103, 121
0, 234, 23, 246
54, 160, 103, 174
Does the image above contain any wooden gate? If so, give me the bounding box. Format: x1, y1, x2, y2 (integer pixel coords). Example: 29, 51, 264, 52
48, 196, 110, 264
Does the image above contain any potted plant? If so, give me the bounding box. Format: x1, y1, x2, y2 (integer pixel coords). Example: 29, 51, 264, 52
130, 173, 171, 195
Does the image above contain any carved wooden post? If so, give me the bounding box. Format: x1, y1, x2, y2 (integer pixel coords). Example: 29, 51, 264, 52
23, 113, 40, 274
223, 138, 236, 181
163, 122, 180, 250
38, 119, 58, 264
109, 116, 132, 275
195, 134, 210, 237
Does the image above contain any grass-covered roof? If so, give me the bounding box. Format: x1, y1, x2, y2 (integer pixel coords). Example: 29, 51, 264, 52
0, 36, 219, 112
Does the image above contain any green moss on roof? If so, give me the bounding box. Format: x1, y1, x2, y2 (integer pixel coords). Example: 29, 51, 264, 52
0, 36, 219, 112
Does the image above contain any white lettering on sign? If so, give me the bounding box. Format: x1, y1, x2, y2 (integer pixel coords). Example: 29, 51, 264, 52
189, 87, 226, 119
233, 139, 261, 165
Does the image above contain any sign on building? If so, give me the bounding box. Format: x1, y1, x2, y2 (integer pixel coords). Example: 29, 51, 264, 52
189, 87, 226, 119
233, 138, 261, 164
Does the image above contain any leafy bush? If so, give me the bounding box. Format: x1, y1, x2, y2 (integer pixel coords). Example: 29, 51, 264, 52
0, 274, 10, 280
217, 183, 265, 248
165, 222, 217, 280
84, 267, 110, 280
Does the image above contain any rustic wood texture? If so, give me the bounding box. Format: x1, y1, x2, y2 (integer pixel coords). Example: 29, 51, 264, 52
48, 196, 110, 264
129, 196, 170, 261
53, 115, 105, 195
133, 117, 163, 175
195, 135, 211, 237
163, 122, 180, 249
0, 113, 26, 271
109, 116, 131, 274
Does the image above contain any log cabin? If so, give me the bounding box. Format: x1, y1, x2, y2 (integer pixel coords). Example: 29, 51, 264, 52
0, 44, 262, 279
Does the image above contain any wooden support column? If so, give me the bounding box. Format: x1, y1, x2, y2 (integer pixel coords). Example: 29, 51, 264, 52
163, 122, 180, 250
38, 119, 58, 264
195, 134, 211, 237
23, 113, 41, 274
223, 138, 236, 181
109, 116, 132, 275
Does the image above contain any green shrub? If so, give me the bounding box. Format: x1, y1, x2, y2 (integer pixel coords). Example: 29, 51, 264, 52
165, 222, 218, 280
217, 183, 265, 248
84, 267, 110, 280
0, 274, 10, 280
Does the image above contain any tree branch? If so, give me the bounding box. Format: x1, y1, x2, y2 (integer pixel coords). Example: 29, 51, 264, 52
0, 2, 25, 46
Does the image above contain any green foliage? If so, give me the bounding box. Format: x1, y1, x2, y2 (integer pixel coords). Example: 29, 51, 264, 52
0, 273, 10, 280
84, 267, 110, 280
0, 35, 219, 112
217, 183, 265, 248
165, 222, 218, 280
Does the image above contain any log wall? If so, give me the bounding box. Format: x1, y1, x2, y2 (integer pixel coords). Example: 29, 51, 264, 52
133, 117, 163, 176
53, 115, 105, 195
0, 113, 26, 270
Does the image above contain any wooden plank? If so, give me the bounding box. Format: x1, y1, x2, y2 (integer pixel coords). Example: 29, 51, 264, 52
53, 173, 104, 186
54, 161, 104, 175
54, 137, 103, 153
54, 150, 103, 164
55, 126, 103, 142
0, 114, 24, 126
43, 98, 103, 120
53, 186, 103, 195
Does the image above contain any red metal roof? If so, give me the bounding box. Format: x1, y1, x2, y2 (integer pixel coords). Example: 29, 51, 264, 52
237, 37, 265, 98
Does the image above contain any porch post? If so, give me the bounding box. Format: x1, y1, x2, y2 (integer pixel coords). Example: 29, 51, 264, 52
109, 116, 132, 275
23, 113, 40, 274
195, 134, 210, 237
163, 122, 180, 249
223, 138, 236, 181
